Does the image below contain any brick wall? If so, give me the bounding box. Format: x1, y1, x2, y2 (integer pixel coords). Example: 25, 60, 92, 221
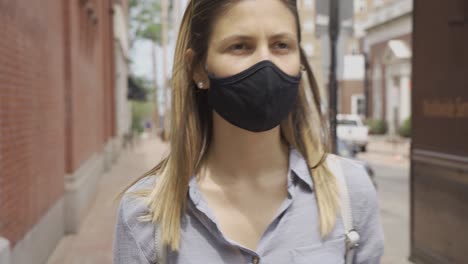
339, 80, 365, 114
0, 0, 66, 246
65, 0, 116, 173
0, 0, 116, 247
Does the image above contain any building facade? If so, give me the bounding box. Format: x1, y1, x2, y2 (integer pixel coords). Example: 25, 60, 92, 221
359, 0, 413, 134
297, 0, 328, 106
411, 0, 468, 262
113, 0, 132, 147
0, 0, 128, 263
297, 0, 357, 116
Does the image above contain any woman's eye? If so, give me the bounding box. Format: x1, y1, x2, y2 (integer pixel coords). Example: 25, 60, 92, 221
274, 42, 289, 50
229, 43, 248, 51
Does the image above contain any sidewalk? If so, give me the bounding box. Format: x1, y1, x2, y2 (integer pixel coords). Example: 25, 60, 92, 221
357, 136, 412, 264
357, 135, 410, 168
46, 135, 168, 264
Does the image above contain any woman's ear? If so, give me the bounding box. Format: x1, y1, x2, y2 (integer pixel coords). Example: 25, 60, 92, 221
185, 48, 210, 89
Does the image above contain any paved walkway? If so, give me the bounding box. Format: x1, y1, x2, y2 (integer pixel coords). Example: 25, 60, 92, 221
46, 135, 168, 264
357, 135, 410, 168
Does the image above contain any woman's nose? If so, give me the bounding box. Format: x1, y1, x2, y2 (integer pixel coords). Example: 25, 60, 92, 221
256, 43, 273, 62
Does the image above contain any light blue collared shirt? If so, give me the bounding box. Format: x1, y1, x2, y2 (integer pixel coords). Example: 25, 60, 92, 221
113, 149, 384, 264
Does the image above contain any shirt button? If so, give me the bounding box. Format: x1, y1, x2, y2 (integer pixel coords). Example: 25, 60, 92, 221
252, 256, 259, 264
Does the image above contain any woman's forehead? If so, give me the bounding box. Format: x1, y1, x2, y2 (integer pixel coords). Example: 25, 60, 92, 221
210, 0, 297, 42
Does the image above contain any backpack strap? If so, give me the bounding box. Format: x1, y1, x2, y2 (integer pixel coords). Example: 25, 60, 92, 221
327, 155, 360, 264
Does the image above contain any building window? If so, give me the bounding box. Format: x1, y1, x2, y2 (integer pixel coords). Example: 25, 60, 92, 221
78, 0, 98, 57
351, 94, 366, 116
303, 43, 315, 56
349, 40, 360, 54
354, 0, 367, 13
373, 0, 384, 8
304, 0, 314, 8
303, 19, 315, 33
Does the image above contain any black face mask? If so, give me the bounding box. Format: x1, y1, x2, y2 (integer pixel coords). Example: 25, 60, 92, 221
207, 60, 302, 132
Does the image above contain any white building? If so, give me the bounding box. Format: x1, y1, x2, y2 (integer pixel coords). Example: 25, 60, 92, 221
113, 1, 132, 149
361, 0, 413, 134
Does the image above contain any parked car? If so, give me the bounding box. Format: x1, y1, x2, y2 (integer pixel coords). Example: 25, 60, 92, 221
336, 139, 377, 189
337, 114, 369, 152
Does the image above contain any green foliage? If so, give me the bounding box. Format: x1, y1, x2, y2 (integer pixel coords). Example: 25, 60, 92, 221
128, 75, 154, 101
129, 0, 139, 8
366, 119, 388, 135
140, 24, 162, 42
131, 100, 154, 134
398, 117, 411, 138
132, 75, 152, 90
130, 0, 162, 45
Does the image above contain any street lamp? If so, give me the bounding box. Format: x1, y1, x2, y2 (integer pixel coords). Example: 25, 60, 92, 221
328, 0, 340, 154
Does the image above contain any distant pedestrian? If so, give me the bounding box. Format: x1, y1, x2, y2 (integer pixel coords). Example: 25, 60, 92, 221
145, 120, 151, 131
122, 130, 135, 151
113, 0, 383, 263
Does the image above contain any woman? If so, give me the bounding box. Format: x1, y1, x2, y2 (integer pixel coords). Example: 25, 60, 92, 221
113, 0, 384, 263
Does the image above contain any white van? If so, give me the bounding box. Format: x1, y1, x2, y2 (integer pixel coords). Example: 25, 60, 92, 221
337, 114, 369, 152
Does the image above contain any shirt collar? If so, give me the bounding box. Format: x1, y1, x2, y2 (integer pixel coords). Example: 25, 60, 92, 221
188, 176, 202, 206
289, 147, 314, 190
188, 146, 314, 206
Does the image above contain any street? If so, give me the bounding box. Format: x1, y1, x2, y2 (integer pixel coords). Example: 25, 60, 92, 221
358, 137, 411, 264
371, 163, 410, 264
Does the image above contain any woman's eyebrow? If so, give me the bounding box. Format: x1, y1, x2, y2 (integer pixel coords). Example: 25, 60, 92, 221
217, 31, 296, 46
218, 34, 255, 46
269, 32, 296, 40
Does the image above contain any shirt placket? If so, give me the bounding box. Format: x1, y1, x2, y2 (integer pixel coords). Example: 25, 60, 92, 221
187, 171, 298, 263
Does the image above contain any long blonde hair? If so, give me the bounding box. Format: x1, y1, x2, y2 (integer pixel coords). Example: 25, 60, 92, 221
122, 0, 339, 251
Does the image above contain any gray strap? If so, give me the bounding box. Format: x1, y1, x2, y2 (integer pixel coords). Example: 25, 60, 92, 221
327, 155, 360, 264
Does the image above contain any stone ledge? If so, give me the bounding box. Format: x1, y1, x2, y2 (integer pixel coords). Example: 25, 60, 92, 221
0, 237, 11, 264
11, 198, 64, 264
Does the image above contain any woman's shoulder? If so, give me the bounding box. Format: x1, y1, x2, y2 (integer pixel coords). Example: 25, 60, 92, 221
328, 155, 375, 193
114, 176, 158, 263
118, 175, 157, 222
326, 154, 375, 196
326, 154, 381, 238
127, 175, 157, 192
326, 155, 384, 260
115, 176, 157, 261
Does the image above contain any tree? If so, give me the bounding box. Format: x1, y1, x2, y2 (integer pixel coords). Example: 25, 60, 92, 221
129, 0, 162, 46
128, 75, 153, 101
129, 0, 164, 137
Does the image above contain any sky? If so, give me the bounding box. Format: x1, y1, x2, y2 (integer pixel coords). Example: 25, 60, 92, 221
129, 0, 189, 113
129, 0, 188, 87
130, 36, 175, 88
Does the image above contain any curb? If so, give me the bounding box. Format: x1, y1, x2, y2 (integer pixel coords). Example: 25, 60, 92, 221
0, 237, 11, 264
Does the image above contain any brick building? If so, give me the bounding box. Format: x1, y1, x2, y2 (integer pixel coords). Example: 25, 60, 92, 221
0, 0, 129, 263
367, 32, 412, 134
354, 0, 413, 134
411, 0, 468, 262
297, 0, 357, 115
297, 0, 328, 104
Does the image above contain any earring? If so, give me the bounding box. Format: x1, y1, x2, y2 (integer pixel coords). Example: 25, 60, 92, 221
300, 64, 306, 71
197, 82, 204, 89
